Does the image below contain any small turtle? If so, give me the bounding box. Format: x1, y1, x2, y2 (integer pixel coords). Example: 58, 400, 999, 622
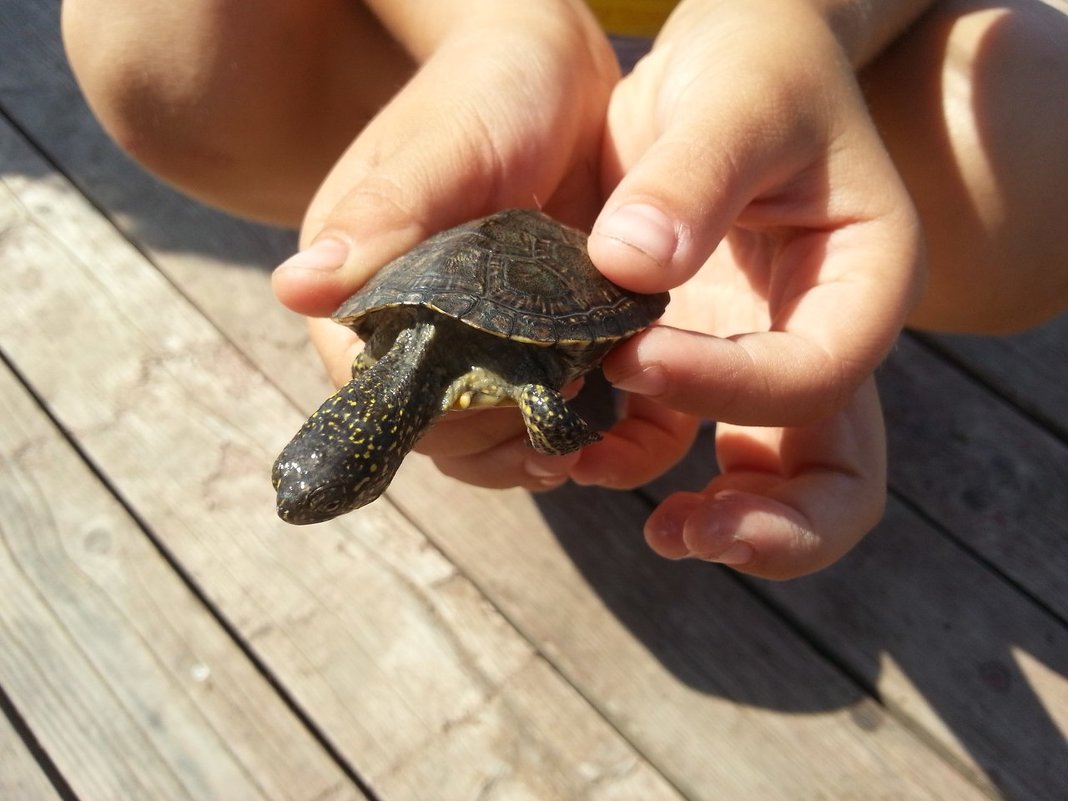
273, 208, 669, 524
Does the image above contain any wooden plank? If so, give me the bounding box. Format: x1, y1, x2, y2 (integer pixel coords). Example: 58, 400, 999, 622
0, 713, 62, 801
759, 502, 1068, 801
0, 4, 1044, 797
389, 460, 1000, 801
0, 361, 364, 801
925, 320, 1068, 438
0, 113, 684, 801
638, 354, 1068, 800
0, 0, 318, 406
881, 336, 1068, 619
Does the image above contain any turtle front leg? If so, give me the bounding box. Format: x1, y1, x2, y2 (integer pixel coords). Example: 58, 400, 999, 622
352, 350, 375, 376
517, 384, 600, 456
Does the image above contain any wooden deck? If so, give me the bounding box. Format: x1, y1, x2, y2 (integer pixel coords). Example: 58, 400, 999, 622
2, 3, 1066, 800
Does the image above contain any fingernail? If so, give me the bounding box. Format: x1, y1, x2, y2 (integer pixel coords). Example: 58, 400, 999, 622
276, 237, 349, 272
609, 364, 666, 397
646, 514, 685, 558
524, 456, 571, 488
595, 203, 678, 267
685, 490, 755, 565
703, 540, 754, 566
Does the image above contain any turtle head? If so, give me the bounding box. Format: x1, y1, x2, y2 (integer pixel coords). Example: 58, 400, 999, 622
272, 448, 386, 525
272, 435, 393, 525
272, 385, 401, 524
271, 335, 442, 525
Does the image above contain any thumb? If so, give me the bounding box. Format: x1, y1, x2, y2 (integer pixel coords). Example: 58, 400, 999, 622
586, 5, 855, 294
273, 24, 614, 317
272, 57, 520, 317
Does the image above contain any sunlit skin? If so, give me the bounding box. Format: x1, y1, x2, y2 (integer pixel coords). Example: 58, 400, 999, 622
64, 0, 1068, 579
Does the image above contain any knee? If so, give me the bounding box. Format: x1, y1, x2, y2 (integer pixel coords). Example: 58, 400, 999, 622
61, 1, 219, 178
870, 0, 1068, 333
60, 0, 398, 223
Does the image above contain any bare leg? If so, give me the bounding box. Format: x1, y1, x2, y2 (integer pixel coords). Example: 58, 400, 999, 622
62, 0, 414, 225
64, 0, 1068, 334
863, 0, 1068, 332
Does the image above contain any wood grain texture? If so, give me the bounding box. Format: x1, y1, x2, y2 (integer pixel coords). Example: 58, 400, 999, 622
926, 321, 1068, 438
388, 459, 997, 801
758, 501, 1068, 801
0, 363, 363, 801
2, 2, 1064, 799
0, 713, 62, 801
881, 336, 1068, 619
0, 114, 682, 801
638, 346, 1068, 800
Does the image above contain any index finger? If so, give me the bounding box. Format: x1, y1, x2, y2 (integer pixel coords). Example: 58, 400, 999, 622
606, 211, 922, 425
604, 318, 883, 428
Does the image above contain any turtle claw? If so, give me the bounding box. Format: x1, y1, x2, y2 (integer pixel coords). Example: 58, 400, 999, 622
518, 384, 601, 456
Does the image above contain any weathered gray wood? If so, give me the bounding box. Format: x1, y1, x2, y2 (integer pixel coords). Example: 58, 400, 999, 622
881, 335, 1068, 620
0, 361, 365, 801
638, 354, 1068, 800
3, 3, 1062, 799
926, 320, 1068, 438
758, 501, 1068, 801
0, 714, 62, 801
0, 113, 684, 800
390, 459, 1000, 801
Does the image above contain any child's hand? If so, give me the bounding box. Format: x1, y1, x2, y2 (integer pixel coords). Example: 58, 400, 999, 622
628, 378, 888, 580
284, 0, 922, 580
571, 0, 925, 577
276, 1, 621, 491
274, 2, 616, 317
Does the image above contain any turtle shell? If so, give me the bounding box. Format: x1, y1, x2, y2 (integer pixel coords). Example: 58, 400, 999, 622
333, 209, 669, 346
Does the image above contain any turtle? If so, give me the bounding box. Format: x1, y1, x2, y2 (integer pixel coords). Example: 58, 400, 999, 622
272, 208, 669, 524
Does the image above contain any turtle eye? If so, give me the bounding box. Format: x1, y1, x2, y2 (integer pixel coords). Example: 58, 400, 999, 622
307, 486, 348, 518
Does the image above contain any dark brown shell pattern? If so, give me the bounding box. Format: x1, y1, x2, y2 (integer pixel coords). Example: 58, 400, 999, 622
333, 208, 670, 349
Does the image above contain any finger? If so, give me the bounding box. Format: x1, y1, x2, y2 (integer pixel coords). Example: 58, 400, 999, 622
570, 393, 699, 488
604, 325, 865, 426
413, 407, 527, 459
587, 4, 844, 293
644, 492, 704, 560
645, 377, 886, 579
307, 316, 361, 388
597, 153, 916, 428
597, 189, 918, 426
683, 475, 883, 580
589, 2, 922, 295
271, 74, 519, 316
431, 436, 582, 492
